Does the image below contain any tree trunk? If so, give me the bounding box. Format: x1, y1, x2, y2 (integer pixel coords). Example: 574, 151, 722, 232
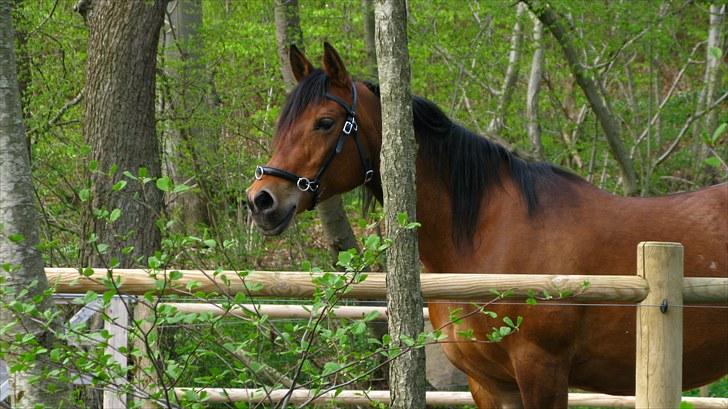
163, 0, 214, 228
693, 4, 725, 171
525, 0, 638, 195
0, 1, 71, 406
80, 0, 166, 269
487, 2, 525, 136
526, 11, 545, 159
363, 0, 378, 80
274, 0, 304, 92
374, 1, 426, 408
274, 0, 361, 264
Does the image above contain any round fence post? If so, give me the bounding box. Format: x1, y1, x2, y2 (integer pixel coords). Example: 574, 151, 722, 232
636, 241, 683, 409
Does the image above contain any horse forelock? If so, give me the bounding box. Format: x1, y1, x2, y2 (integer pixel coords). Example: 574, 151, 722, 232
276, 69, 329, 137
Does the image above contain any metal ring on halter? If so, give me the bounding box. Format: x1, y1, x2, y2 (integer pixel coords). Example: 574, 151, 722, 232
297, 177, 317, 192
254, 165, 265, 180
343, 118, 357, 135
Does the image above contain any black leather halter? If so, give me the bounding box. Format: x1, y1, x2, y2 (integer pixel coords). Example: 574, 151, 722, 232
255, 82, 374, 210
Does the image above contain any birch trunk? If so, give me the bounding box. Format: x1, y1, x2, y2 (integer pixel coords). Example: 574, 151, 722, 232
80, 0, 166, 268
693, 4, 725, 169
274, 0, 361, 263
525, 0, 638, 195
374, 1, 426, 407
0, 1, 71, 406
487, 2, 525, 136
526, 12, 545, 159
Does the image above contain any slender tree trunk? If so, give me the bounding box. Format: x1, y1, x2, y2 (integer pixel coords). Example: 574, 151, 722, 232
526, 11, 545, 159
274, 0, 361, 263
374, 1, 426, 408
80, 0, 167, 268
163, 0, 214, 228
693, 4, 725, 171
274, 0, 304, 92
487, 2, 525, 136
0, 1, 71, 406
363, 0, 378, 80
525, 0, 638, 195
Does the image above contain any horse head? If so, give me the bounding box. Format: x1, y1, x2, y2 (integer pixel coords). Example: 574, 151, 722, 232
246, 43, 381, 235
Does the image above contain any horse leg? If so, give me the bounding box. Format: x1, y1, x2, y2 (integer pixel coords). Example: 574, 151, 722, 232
468, 376, 523, 409
512, 353, 570, 409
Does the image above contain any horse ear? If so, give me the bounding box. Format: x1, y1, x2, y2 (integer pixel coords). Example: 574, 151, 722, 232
289, 44, 314, 83
322, 42, 349, 86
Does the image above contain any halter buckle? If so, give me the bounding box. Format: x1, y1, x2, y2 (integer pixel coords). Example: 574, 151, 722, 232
254, 165, 265, 180
364, 169, 374, 183
343, 117, 357, 135
297, 177, 318, 192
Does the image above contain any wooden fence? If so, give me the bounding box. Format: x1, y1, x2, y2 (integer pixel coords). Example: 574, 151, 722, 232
1, 242, 727, 408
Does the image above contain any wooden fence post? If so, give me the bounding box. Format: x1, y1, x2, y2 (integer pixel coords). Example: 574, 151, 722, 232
104, 296, 129, 408
636, 241, 683, 408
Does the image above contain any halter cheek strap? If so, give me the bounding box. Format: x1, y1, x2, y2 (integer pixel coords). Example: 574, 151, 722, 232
255, 82, 374, 210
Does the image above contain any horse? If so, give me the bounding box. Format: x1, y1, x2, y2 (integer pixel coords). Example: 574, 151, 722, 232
246, 43, 728, 409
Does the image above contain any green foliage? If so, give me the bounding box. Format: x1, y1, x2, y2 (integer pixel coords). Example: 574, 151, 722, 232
4, 0, 726, 407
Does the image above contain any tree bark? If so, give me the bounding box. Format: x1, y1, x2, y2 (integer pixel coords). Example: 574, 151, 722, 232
274, 0, 304, 92
487, 2, 526, 136
526, 11, 545, 159
374, 1, 426, 408
363, 0, 378, 80
525, 0, 638, 195
274, 0, 361, 264
0, 1, 71, 406
163, 0, 214, 228
693, 4, 725, 169
80, 0, 167, 268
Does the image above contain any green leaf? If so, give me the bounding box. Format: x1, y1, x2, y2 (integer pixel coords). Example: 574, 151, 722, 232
710, 123, 726, 144
709, 46, 722, 60
322, 361, 341, 377
156, 176, 173, 192
203, 239, 216, 248
169, 270, 183, 281
112, 180, 127, 191
172, 183, 191, 193
337, 250, 354, 267
704, 157, 721, 168
8, 233, 24, 243
79, 188, 90, 202
109, 209, 121, 223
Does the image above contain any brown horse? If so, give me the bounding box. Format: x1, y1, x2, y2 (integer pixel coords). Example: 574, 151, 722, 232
246, 43, 728, 408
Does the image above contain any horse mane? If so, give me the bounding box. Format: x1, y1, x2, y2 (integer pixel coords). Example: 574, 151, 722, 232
279, 73, 579, 248
363, 81, 579, 248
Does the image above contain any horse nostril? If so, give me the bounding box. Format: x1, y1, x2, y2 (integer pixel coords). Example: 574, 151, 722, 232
253, 190, 276, 212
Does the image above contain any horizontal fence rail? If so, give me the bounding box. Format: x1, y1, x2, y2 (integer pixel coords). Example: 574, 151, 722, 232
45, 268, 728, 303
161, 302, 426, 320
172, 388, 728, 408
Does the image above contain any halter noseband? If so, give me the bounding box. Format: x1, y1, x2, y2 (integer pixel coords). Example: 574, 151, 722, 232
254, 82, 374, 210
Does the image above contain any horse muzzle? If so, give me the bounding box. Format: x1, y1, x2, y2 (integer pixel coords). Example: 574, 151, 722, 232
247, 187, 300, 236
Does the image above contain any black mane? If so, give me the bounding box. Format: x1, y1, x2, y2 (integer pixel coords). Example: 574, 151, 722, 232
282, 75, 574, 248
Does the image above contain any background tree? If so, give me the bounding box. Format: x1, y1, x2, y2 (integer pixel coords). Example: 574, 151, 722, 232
79, 0, 167, 269
525, 0, 639, 195
374, 1, 426, 407
162, 0, 216, 228
0, 0, 71, 406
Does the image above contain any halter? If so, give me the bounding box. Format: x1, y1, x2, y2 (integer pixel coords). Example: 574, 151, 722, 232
254, 82, 374, 210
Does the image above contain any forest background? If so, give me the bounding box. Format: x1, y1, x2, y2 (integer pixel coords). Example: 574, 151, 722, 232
1, 0, 726, 407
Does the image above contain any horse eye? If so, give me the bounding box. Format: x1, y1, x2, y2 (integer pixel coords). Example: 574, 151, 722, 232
314, 118, 335, 131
